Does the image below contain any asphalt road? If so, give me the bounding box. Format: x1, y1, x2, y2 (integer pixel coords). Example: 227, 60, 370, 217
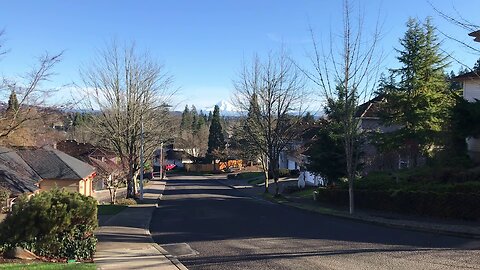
150, 175, 480, 270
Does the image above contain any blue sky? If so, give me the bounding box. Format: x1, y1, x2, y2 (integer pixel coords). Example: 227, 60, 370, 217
0, 0, 478, 110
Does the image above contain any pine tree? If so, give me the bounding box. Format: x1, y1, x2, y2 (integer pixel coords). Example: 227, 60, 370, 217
6, 90, 19, 115
380, 17, 452, 164
207, 105, 225, 160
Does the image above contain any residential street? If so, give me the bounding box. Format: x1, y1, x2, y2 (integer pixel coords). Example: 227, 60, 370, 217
150, 175, 480, 270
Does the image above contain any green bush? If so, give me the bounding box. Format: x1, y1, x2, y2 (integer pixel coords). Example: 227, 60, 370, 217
0, 189, 98, 260
116, 198, 137, 205
315, 188, 480, 220
0, 188, 10, 212
279, 169, 290, 177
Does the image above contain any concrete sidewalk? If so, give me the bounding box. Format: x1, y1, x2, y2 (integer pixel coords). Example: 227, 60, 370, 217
94, 180, 187, 270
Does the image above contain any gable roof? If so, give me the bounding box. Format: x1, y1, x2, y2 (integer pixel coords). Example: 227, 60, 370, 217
453, 71, 480, 81
16, 146, 95, 180
355, 95, 386, 119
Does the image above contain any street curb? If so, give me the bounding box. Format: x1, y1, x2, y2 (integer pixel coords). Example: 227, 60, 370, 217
152, 243, 189, 270
219, 179, 480, 240
266, 196, 480, 240
145, 181, 189, 270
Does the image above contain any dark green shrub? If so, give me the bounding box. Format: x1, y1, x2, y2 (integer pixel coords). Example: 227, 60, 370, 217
279, 169, 290, 178
0, 188, 97, 260
315, 187, 480, 220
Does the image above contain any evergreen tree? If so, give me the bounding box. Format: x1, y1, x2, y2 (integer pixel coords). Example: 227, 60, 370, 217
207, 105, 225, 159
190, 105, 198, 131
180, 105, 192, 130
6, 90, 19, 114
380, 17, 452, 164
207, 111, 213, 123
473, 58, 480, 72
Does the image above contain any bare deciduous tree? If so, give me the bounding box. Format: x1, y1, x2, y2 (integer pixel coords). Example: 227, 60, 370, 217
0, 29, 63, 145
81, 42, 175, 198
301, 0, 382, 214
233, 52, 307, 196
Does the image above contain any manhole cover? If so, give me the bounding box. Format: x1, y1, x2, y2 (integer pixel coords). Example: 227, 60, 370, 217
161, 243, 198, 257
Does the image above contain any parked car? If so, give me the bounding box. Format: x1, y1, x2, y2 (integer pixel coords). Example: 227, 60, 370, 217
165, 164, 176, 171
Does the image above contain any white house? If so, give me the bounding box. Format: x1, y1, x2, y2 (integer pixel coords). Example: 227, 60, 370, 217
455, 71, 480, 155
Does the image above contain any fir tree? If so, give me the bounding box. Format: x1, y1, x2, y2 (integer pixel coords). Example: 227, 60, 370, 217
180, 105, 192, 130
380, 17, 452, 163
6, 90, 19, 114
207, 105, 225, 159
190, 105, 198, 131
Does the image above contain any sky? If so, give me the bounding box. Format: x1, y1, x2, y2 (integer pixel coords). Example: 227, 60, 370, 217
0, 0, 478, 111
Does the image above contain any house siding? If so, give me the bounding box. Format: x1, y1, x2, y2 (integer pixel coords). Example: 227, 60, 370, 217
39, 178, 93, 196
463, 80, 480, 102
463, 80, 480, 154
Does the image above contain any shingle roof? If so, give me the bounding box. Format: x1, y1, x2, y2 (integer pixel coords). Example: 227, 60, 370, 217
0, 147, 40, 195
16, 146, 95, 180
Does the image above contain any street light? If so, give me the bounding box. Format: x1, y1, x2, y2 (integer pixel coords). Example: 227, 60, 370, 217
139, 120, 145, 200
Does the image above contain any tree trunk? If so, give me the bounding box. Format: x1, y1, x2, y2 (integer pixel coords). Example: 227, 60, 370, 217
264, 170, 269, 193
348, 175, 354, 215
127, 162, 135, 198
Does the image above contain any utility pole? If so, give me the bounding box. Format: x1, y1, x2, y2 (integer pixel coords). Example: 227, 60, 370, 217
139, 121, 144, 200
160, 142, 164, 179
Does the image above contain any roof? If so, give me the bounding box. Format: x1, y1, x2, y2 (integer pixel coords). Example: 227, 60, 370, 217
469, 30, 480, 42
0, 147, 40, 195
165, 149, 194, 161
56, 140, 94, 158
16, 146, 95, 180
88, 157, 121, 176
0, 164, 38, 196
355, 95, 386, 118
453, 71, 480, 81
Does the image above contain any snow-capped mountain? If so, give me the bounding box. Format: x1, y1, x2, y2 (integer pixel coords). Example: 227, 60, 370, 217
202, 100, 240, 116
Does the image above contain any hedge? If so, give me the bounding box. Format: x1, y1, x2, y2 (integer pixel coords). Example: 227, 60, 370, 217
315, 188, 480, 220
0, 188, 98, 260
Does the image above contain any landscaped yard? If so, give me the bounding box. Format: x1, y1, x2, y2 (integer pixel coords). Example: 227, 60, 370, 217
231, 171, 266, 185
97, 204, 127, 215
0, 262, 96, 270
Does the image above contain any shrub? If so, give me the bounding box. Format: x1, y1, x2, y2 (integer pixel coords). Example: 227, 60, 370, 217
279, 169, 291, 177
0, 188, 97, 260
0, 188, 10, 212
315, 187, 480, 220
116, 198, 137, 205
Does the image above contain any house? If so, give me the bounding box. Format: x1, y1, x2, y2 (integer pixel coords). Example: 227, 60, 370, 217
154, 147, 194, 170
279, 146, 301, 171
454, 71, 480, 158
56, 140, 119, 190
354, 95, 406, 172
0, 146, 96, 208
15, 146, 96, 196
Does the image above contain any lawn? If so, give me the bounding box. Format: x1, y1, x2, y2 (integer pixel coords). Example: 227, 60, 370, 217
290, 188, 316, 199
0, 262, 96, 270
232, 171, 266, 185
97, 204, 127, 215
